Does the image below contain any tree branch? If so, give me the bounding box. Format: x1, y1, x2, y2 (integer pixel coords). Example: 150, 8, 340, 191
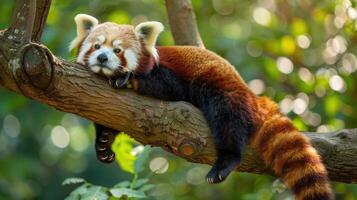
32, 0, 51, 42
7, 0, 37, 44
164, 0, 205, 48
0, 0, 356, 184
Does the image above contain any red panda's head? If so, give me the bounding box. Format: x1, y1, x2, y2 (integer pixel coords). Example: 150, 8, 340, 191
69, 14, 164, 77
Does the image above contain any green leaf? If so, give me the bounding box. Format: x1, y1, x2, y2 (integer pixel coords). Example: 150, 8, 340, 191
134, 146, 151, 174
110, 188, 147, 199
65, 184, 89, 200
131, 179, 149, 189
81, 186, 109, 200
138, 184, 155, 193
62, 177, 86, 186
113, 181, 131, 188
112, 133, 137, 174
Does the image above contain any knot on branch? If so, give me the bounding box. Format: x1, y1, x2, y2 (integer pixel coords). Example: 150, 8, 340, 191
21, 44, 53, 90
178, 140, 196, 156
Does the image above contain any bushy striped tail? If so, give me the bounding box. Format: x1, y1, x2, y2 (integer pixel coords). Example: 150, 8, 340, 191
251, 114, 333, 200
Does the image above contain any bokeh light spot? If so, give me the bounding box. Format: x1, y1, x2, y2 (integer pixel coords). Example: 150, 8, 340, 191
347, 7, 357, 19
329, 75, 346, 92
298, 67, 314, 83
341, 53, 357, 74
185, 167, 206, 185
69, 126, 89, 152
296, 35, 311, 49
150, 157, 169, 174
253, 7, 271, 26
3, 114, 21, 138
51, 126, 70, 148
279, 96, 293, 114
131, 145, 144, 156
277, 57, 294, 74
293, 98, 308, 115
317, 125, 331, 133
248, 79, 266, 95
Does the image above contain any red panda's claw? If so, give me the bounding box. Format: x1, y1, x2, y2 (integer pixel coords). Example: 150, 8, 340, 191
109, 77, 128, 89
108, 78, 113, 86
96, 150, 115, 163
96, 145, 106, 151
99, 136, 109, 143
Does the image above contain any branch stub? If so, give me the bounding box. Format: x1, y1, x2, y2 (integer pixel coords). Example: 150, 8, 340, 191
179, 141, 196, 156
22, 44, 53, 90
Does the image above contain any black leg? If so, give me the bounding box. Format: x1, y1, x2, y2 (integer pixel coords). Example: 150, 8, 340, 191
95, 123, 119, 163
205, 126, 245, 184
201, 96, 249, 184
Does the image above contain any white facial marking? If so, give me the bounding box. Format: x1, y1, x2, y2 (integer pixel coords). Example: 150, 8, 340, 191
76, 42, 91, 64
113, 40, 122, 47
90, 66, 101, 73
97, 35, 106, 44
102, 68, 113, 76
87, 46, 121, 76
124, 49, 138, 71
91, 47, 121, 70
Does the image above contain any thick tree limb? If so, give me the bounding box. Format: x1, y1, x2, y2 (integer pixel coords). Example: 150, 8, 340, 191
1, 0, 357, 184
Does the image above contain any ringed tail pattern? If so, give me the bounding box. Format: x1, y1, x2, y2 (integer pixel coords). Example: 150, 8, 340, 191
251, 98, 333, 200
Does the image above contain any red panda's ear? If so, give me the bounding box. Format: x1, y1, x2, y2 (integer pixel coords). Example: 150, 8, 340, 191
135, 21, 164, 59
69, 14, 99, 51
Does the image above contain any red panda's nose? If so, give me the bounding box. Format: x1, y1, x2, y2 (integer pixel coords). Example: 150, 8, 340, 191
97, 53, 108, 64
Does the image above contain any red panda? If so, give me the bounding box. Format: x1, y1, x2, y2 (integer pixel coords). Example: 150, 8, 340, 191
70, 14, 334, 200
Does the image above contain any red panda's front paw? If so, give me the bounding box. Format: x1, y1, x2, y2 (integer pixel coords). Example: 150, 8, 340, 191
109, 77, 128, 89
95, 131, 116, 163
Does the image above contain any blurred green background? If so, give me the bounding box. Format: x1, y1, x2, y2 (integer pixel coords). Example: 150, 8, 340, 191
0, 0, 357, 199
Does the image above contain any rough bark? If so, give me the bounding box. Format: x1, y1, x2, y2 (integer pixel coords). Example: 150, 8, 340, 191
0, 0, 357, 184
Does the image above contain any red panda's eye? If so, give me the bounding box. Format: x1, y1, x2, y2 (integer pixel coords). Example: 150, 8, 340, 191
94, 44, 101, 49
113, 48, 122, 53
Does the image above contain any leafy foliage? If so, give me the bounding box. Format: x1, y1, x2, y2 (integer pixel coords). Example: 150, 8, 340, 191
64, 138, 153, 199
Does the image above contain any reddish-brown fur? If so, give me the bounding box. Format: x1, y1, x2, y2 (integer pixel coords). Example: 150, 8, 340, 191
156, 46, 333, 200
